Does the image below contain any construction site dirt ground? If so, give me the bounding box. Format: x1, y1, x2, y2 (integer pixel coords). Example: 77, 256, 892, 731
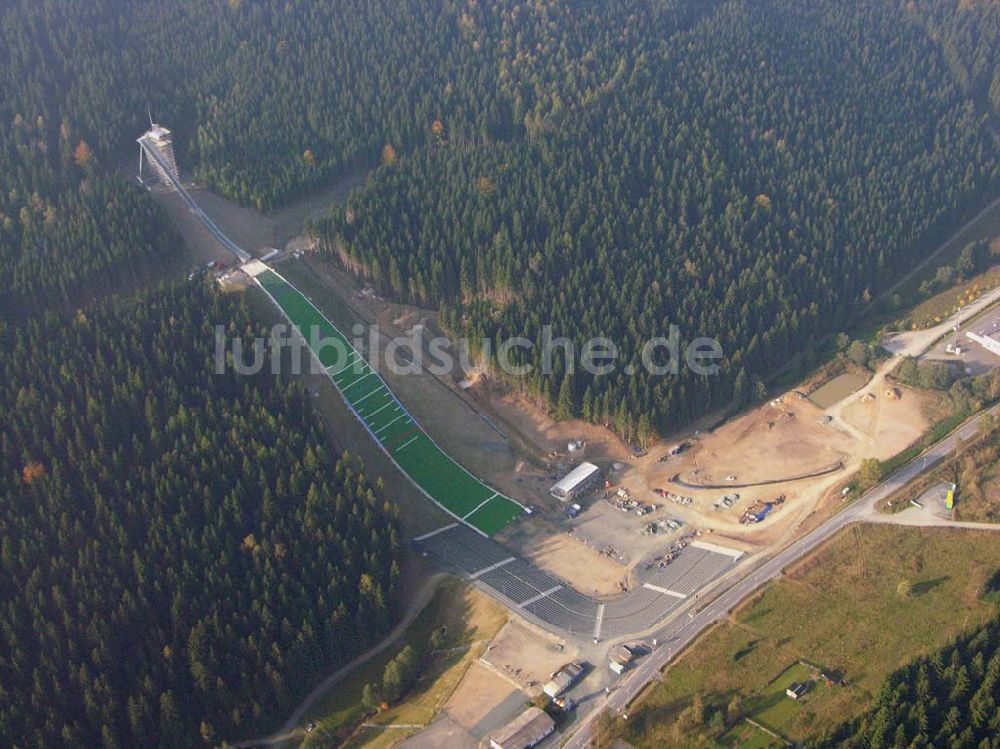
501, 517, 631, 594
482, 620, 582, 696
398, 664, 530, 749
440, 661, 523, 736
838, 382, 942, 461
675, 395, 854, 487
569, 374, 943, 563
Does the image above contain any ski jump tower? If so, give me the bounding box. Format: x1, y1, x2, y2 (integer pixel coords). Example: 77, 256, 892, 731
134, 117, 252, 262
137, 121, 180, 188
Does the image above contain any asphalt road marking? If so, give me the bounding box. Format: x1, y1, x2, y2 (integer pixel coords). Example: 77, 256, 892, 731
412, 523, 458, 542
593, 604, 605, 640
643, 583, 687, 598
470, 557, 516, 579
522, 585, 562, 607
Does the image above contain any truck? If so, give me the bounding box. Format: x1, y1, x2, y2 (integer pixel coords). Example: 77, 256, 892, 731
609, 644, 637, 675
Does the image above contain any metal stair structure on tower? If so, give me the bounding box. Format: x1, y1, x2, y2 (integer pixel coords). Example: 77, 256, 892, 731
136, 119, 250, 262
137, 124, 179, 187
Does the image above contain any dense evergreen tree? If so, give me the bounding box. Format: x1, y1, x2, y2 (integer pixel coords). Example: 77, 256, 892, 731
0, 154, 176, 317
807, 617, 1000, 748
0, 284, 402, 748
899, 0, 1000, 117
316, 0, 1000, 440
0, 0, 998, 744
2, 0, 996, 344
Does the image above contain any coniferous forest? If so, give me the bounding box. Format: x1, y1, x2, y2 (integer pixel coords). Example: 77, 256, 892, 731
807, 615, 1000, 748
315, 0, 1000, 441
3, 0, 998, 338
1, 1, 1000, 747
0, 285, 401, 747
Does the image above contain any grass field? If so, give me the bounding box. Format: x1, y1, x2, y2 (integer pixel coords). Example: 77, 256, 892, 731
718, 722, 781, 749
749, 662, 816, 735
620, 525, 1000, 748
255, 268, 524, 536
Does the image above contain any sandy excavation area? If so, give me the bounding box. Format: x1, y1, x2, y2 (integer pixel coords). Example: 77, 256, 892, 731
673, 395, 854, 487
440, 661, 521, 735
466, 360, 933, 558
608, 368, 939, 550
836, 378, 937, 462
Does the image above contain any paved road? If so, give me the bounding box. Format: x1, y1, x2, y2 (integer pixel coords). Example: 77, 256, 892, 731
883, 283, 1000, 359
862, 505, 1000, 532
562, 404, 995, 749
